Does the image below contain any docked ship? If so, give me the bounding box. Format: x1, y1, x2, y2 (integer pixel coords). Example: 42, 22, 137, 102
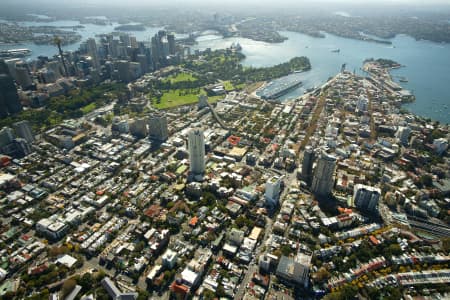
0, 48, 32, 59
258, 76, 302, 100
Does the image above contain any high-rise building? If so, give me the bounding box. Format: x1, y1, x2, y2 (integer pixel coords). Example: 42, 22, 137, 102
13, 138, 32, 157
265, 175, 282, 207
86, 38, 99, 68
148, 114, 168, 142
3, 58, 20, 79
129, 118, 148, 138
47, 61, 62, 79
353, 184, 381, 213
119, 34, 131, 47
356, 95, 369, 112
300, 146, 315, 186
151, 36, 160, 70
396, 126, 411, 146
0, 73, 22, 118
110, 39, 120, 58
116, 60, 131, 83
136, 54, 149, 74
129, 36, 138, 49
198, 95, 208, 109
433, 138, 448, 155
129, 62, 142, 80
167, 33, 176, 55
311, 152, 336, 197
13, 120, 34, 144
112, 116, 129, 134
188, 128, 205, 175
0, 127, 14, 148
15, 62, 32, 89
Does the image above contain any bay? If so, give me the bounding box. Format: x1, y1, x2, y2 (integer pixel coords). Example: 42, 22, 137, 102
194, 31, 450, 124
0, 19, 164, 59
1, 19, 449, 124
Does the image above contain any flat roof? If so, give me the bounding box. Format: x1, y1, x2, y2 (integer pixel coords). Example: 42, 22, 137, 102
249, 227, 263, 240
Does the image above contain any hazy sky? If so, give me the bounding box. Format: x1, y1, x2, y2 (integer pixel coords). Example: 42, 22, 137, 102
4, 0, 450, 5
2, 0, 450, 16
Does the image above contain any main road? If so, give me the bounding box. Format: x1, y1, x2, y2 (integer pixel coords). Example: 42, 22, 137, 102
235, 169, 297, 300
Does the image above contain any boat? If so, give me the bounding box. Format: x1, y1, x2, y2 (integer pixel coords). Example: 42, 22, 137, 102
0, 48, 32, 59
399, 78, 408, 83
331, 48, 340, 53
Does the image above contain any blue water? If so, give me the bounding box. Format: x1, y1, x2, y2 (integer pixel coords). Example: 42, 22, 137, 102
193, 32, 450, 124
0, 19, 164, 59
1, 19, 449, 124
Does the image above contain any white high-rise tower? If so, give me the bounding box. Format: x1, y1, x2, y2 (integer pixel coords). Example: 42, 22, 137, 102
188, 128, 205, 175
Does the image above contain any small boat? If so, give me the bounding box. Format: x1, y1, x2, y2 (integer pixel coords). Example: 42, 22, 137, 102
331, 48, 340, 53
399, 78, 408, 83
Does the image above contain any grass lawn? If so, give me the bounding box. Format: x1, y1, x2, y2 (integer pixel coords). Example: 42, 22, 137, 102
222, 80, 245, 91
151, 89, 223, 109
164, 72, 197, 84
222, 81, 234, 91
81, 102, 97, 114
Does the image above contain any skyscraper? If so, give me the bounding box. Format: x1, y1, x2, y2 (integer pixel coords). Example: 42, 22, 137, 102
396, 126, 411, 146
265, 175, 282, 207
353, 184, 381, 213
129, 118, 148, 138
116, 60, 131, 83
0, 73, 22, 118
188, 128, 205, 175
167, 33, 176, 55
13, 120, 34, 144
300, 146, 315, 186
311, 151, 336, 197
198, 95, 208, 109
148, 114, 168, 142
86, 38, 99, 68
0, 127, 14, 148
15, 62, 32, 89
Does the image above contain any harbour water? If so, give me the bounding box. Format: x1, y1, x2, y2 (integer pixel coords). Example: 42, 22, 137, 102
194, 32, 450, 124
0, 19, 449, 124
0, 19, 163, 59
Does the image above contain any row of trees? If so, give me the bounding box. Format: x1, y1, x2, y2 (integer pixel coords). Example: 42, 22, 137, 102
0, 83, 127, 133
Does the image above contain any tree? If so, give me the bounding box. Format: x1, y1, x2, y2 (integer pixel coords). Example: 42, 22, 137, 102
78, 273, 93, 291
137, 290, 150, 300
280, 245, 293, 257
61, 279, 77, 298
442, 238, 450, 253
387, 244, 402, 257
315, 267, 331, 282
420, 174, 433, 187
203, 290, 216, 300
